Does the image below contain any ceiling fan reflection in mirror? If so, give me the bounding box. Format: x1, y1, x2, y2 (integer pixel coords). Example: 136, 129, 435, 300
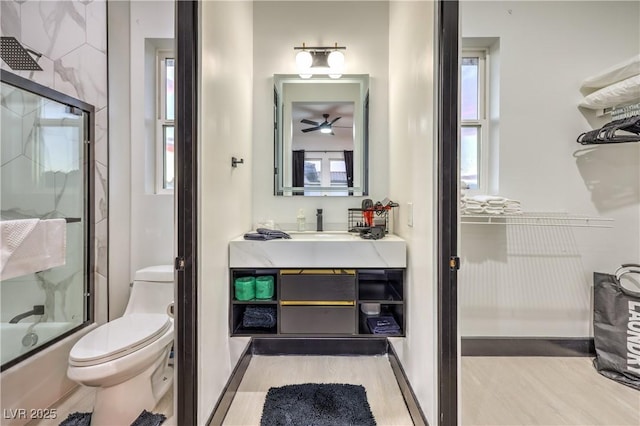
301, 113, 350, 135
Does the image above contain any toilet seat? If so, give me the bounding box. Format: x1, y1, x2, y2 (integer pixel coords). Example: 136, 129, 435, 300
69, 314, 171, 367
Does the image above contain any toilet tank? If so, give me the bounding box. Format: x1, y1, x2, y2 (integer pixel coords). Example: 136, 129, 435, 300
123, 265, 175, 315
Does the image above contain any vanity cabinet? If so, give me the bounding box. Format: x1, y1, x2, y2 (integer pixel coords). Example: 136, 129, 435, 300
280, 269, 357, 334
229, 268, 405, 337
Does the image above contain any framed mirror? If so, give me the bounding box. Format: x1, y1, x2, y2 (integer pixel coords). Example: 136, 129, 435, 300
274, 74, 369, 196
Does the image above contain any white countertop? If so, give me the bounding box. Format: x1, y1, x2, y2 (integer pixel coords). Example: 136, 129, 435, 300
229, 232, 406, 268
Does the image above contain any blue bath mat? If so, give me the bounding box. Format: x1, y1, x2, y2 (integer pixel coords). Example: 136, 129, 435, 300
260, 383, 376, 425
58, 410, 166, 426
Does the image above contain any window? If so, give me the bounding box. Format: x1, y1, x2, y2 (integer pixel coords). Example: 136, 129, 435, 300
329, 159, 347, 187
303, 152, 348, 196
156, 50, 175, 193
460, 49, 488, 192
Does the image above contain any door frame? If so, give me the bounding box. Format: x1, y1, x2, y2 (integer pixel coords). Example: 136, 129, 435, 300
436, 0, 460, 425
175, 1, 198, 425
174, 0, 460, 424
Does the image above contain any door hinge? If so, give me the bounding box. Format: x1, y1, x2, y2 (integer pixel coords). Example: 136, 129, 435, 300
449, 256, 460, 270
175, 256, 185, 271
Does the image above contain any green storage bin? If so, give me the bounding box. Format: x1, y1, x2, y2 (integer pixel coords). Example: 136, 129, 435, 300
255, 275, 275, 299
235, 276, 256, 301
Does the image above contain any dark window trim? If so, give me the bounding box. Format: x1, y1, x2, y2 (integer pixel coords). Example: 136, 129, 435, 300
176, 1, 198, 424
436, 1, 459, 425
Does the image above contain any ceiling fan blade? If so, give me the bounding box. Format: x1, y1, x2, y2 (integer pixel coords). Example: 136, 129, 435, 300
302, 126, 321, 133
329, 116, 342, 125
301, 119, 320, 126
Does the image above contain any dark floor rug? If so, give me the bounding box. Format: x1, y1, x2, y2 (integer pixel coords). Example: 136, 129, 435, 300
58, 410, 166, 426
260, 383, 376, 426
58, 412, 90, 426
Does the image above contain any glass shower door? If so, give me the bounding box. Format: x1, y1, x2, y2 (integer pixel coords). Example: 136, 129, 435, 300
1, 72, 93, 370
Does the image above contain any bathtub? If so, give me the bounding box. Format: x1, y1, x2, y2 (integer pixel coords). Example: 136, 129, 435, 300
1, 322, 96, 426
1, 322, 79, 367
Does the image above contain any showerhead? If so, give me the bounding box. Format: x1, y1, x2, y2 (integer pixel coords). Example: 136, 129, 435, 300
0, 37, 43, 71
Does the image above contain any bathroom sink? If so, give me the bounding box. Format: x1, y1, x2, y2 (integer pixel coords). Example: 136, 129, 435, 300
230, 232, 406, 268
287, 231, 359, 241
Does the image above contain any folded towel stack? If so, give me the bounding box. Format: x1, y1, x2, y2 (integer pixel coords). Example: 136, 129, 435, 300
243, 228, 291, 241
366, 315, 401, 335
242, 306, 277, 328
460, 195, 522, 215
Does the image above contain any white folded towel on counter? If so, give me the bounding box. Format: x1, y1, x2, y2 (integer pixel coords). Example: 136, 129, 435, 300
1, 219, 66, 281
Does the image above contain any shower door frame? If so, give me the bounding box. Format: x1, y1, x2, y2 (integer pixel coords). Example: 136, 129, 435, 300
0, 69, 95, 372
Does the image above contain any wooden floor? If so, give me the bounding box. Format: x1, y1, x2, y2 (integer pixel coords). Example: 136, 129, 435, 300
222, 355, 414, 426
26, 384, 175, 426
25, 357, 640, 425
462, 357, 640, 425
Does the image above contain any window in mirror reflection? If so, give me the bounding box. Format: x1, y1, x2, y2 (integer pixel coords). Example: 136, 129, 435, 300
301, 153, 348, 196
461, 49, 487, 192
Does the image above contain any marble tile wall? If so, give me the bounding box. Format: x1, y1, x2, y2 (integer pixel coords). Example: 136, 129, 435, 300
1, 0, 107, 327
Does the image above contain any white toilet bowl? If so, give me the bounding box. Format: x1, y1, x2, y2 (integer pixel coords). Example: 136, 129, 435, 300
67, 265, 175, 426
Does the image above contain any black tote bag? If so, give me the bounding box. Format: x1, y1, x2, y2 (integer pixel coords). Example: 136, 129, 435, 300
593, 264, 640, 390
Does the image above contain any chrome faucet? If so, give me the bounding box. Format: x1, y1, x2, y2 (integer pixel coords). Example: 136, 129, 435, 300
9, 305, 44, 323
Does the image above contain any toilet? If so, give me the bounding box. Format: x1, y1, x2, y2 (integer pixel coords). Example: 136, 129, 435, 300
67, 265, 175, 426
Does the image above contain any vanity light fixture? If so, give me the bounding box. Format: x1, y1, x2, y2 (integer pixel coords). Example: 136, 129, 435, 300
294, 43, 346, 79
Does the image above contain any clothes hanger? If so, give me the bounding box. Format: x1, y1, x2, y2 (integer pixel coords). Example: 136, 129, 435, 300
577, 115, 640, 144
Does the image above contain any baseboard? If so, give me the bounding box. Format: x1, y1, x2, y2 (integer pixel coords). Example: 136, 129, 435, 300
387, 343, 429, 426
207, 337, 428, 425
207, 341, 253, 426
250, 337, 388, 356
462, 337, 595, 357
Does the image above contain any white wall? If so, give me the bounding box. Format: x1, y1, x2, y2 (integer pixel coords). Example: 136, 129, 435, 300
388, 1, 437, 422
128, 0, 175, 309
199, 1, 254, 423
252, 1, 389, 231
459, 1, 640, 336
109, 1, 175, 318
108, 1, 132, 322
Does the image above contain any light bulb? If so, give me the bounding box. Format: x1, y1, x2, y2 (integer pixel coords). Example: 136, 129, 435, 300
328, 50, 344, 79
327, 50, 344, 69
295, 50, 312, 70
320, 127, 332, 134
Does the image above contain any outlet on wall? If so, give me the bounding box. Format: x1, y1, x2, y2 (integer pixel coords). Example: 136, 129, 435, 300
407, 202, 413, 227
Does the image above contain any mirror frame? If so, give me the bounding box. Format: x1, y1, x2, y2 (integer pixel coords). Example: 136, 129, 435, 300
273, 74, 370, 196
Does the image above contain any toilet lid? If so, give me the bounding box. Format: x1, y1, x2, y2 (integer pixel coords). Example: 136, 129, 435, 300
69, 314, 171, 366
